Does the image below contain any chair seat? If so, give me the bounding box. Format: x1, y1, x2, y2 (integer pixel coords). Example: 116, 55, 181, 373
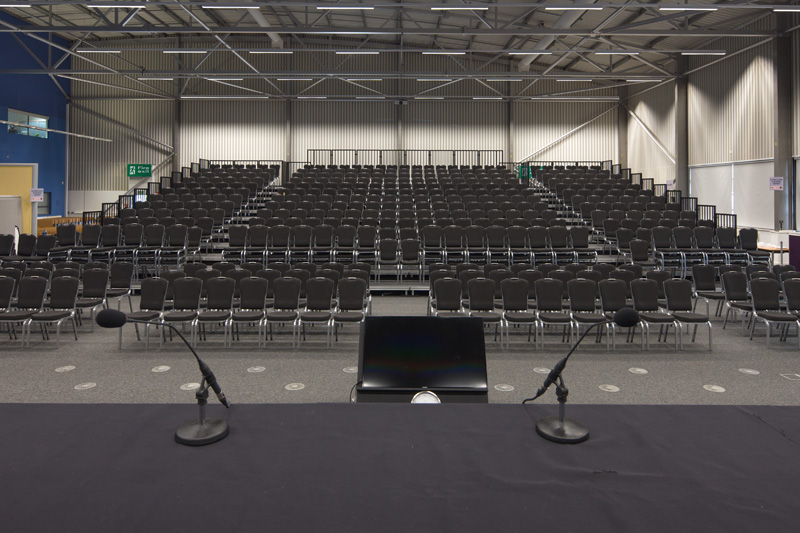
163, 311, 198, 322
76, 298, 104, 308
672, 312, 710, 323
128, 311, 161, 322
30, 310, 72, 321
572, 312, 606, 323
106, 289, 130, 298
231, 311, 265, 322
538, 312, 571, 323
267, 310, 298, 321
470, 311, 502, 322
696, 291, 725, 300
638, 312, 674, 323
728, 301, 751, 311
300, 311, 332, 322
504, 311, 536, 323
198, 311, 231, 322
436, 311, 468, 318
757, 310, 797, 322
333, 311, 364, 323
0, 310, 36, 321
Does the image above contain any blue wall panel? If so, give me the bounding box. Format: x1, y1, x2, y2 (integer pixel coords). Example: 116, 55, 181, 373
0, 11, 69, 217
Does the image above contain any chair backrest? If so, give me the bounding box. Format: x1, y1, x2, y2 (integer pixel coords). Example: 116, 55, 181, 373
82, 268, 110, 298
99, 225, 120, 247
722, 271, 749, 301
691, 264, 717, 291
693, 226, 716, 248
467, 277, 496, 312
630, 279, 660, 312
16, 234, 37, 256
0, 276, 15, 309
663, 279, 694, 312
645, 269, 670, 298
598, 279, 627, 313
142, 224, 165, 246
567, 278, 598, 313
255, 269, 281, 298
716, 227, 738, 248
109, 262, 135, 289
749, 278, 782, 311
160, 270, 187, 300
272, 276, 302, 310
305, 277, 335, 311
433, 278, 463, 312
534, 278, 564, 312
0, 234, 15, 256
228, 225, 248, 247
500, 278, 529, 311
56, 225, 77, 247
738, 228, 759, 251
337, 277, 367, 312
139, 277, 169, 312
166, 224, 188, 247
16, 276, 48, 309
782, 278, 800, 313
205, 277, 235, 310
49, 276, 80, 309
172, 277, 202, 310
239, 277, 268, 310
618, 263, 643, 279
211, 262, 237, 275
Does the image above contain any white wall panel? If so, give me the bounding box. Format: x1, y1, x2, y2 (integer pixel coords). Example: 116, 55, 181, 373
511, 101, 617, 163
687, 26, 773, 166
690, 165, 733, 213
179, 100, 286, 166
290, 101, 397, 164
628, 82, 676, 185
733, 161, 775, 230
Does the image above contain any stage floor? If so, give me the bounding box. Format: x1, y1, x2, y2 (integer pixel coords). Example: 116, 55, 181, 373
1, 403, 798, 531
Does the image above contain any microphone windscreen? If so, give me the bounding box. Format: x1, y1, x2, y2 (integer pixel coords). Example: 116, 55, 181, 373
614, 307, 640, 328
96, 309, 128, 328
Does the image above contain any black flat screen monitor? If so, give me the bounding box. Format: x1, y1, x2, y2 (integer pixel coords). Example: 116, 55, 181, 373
358, 316, 488, 391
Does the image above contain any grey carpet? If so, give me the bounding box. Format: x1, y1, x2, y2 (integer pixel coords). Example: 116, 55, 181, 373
1, 295, 798, 406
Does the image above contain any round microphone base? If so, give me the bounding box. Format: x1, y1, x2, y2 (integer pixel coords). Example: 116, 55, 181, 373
175, 418, 229, 446
536, 416, 590, 444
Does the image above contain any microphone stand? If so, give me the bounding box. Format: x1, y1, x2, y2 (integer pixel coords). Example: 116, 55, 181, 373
129, 317, 230, 446
523, 320, 608, 444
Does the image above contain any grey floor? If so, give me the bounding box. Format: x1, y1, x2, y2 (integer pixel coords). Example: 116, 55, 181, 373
2, 294, 799, 406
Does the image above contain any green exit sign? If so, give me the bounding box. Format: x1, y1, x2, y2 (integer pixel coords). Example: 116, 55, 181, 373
127, 164, 152, 178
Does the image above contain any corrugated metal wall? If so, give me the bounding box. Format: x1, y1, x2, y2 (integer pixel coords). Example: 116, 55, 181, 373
179, 100, 286, 166
792, 19, 800, 157
70, 100, 175, 191
687, 19, 774, 166
404, 101, 508, 156
511, 101, 617, 163
628, 81, 676, 185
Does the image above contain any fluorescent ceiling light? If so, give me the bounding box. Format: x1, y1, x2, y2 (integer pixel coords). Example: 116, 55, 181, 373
422, 51, 466, 55
509, 52, 552, 55
529, 96, 618, 101
775, 8, 800, 12
430, 6, 490, 10
473, 97, 503, 100
298, 96, 326, 99
659, 7, 717, 11
202, 5, 253, 9
346, 79, 383, 82
163, 50, 207, 54
415, 97, 444, 100
78, 49, 121, 53
139, 77, 173, 81
316, 6, 375, 9
249, 50, 293, 54
335, 51, 380, 55
556, 79, 591, 82
544, 7, 603, 10
182, 96, 270, 100
206, 78, 244, 82
596, 51, 639, 55
681, 51, 726, 56
316, 31, 397, 35
486, 79, 522, 82
356, 96, 386, 99
0, 4, 32, 7
277, 78, 313, 81
626, 79, 661, 83
416, 79, 450, 82
92, 4, 143, 8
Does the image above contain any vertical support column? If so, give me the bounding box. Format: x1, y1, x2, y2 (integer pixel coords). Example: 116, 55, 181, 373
172, 98, 181, 173
774, 17, 794, 231
285, 100, 292, 185
507, 100, 514, 164
617, 86, 628, 170
674, 57, 690, 193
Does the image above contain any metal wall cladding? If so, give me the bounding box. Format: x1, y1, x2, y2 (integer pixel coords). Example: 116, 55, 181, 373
687, 30, 774, 165
180, 100, 287, 166
403, 101, 509, 155
628, 81, 676, 185
793, 24, 800, 157
511, 101, 617, 163
71, 45, 177, 100
290, 100, 398, 163
69, 100, 175, 191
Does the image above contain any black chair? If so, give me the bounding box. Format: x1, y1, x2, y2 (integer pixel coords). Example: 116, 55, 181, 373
663, 279, 712, 351
26, 276, 79, 348
231, 277, 268, 348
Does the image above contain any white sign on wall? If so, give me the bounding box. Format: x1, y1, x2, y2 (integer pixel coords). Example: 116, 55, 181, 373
30, 188, 44, 202
769, 177, 784, 191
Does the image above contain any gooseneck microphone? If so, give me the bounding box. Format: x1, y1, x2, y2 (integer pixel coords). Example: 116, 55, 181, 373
523, 307, 640, 444
96, 308, 230, 445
